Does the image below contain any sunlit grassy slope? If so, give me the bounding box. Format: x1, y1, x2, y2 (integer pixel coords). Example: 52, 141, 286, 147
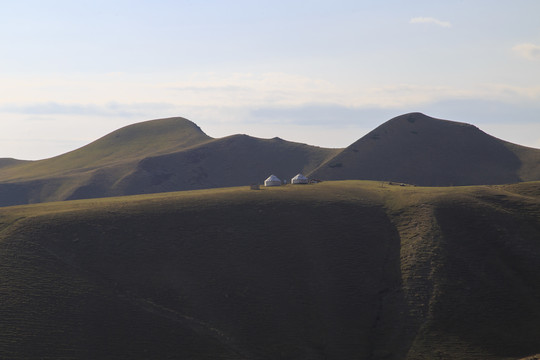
1, 180, 539, 359
0, 158, 28, 169
0, 117, 215, 206
0, 117, 213, 181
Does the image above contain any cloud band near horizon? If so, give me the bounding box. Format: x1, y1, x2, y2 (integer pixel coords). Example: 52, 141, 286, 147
410, 17, 451, 28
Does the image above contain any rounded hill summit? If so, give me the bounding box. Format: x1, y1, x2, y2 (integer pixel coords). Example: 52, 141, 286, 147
309, 112, 532, 186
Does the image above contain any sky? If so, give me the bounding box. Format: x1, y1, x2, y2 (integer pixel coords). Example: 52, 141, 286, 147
1, 0, 540, 160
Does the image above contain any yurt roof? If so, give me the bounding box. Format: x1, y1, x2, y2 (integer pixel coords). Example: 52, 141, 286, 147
265, 174, 281, 182
292, 173, 307, 180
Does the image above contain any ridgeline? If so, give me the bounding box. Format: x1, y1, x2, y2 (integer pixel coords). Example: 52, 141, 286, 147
1, 113, 540, 207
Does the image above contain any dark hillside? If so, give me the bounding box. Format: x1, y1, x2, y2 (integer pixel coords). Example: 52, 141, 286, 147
427, 198, 540, 357
398, 186, 540, 358
109, 134, 339, 197
0, 181, 539, 359
310, 112, 539, 186
0, 231, 239, 359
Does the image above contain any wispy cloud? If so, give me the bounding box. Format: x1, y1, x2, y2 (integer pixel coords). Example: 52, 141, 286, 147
410, 17, 451, 28
512, 43, 540, 60
170, 85, 248, 93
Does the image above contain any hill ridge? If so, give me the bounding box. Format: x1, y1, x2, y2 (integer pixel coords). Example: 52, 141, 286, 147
309, 112, 540, 186
1, 113, 540, 207
0, 117, 212, 181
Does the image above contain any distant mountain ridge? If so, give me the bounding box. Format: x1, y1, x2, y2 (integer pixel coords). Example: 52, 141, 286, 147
310, 112, 540, 186
1, 113, 540, 206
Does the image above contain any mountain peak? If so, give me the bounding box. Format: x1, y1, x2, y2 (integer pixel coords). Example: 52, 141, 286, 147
310, 113, 525, 186
0, 117, 213, 183
71, 116, 211, 154
105, 117, 208, 141
382, 112, 477, 130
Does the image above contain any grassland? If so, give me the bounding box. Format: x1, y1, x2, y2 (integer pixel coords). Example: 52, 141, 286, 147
0, 180, 539, 359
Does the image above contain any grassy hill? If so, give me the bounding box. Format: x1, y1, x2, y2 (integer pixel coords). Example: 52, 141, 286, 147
0, 158, 29, 169
1, 180, 539, 359
0, 117, 214, 206
0, 117, 213, 182
2, 113, 540, 207
309, 112, 540, 186
0, 117, 338, 206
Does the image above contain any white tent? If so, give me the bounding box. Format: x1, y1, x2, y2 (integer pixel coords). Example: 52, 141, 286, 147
291, 173, 308, 184
264, 174, 282, 186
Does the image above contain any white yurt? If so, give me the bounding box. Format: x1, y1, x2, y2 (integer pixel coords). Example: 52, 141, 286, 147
264, 174, 282, 186
291, 173, 308, 184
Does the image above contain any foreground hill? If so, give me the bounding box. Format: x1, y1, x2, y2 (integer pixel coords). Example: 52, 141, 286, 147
309, 113, 540, 186
0, 180, 539, 359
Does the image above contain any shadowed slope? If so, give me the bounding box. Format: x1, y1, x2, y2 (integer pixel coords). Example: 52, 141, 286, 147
310, 112, 538, 186
0, 181, 539, 359
503, 142, 540, 182
390, 184, 540, 359
0, 184, 402, 359
108, 134, 340, 198
420, 192, 540, 358
0, 158, 29, 169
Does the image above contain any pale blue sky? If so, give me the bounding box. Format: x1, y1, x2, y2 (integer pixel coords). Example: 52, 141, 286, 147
1, 0, 539, 159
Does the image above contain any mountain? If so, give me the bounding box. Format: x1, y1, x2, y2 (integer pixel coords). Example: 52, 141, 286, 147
1, 113, 540, 207
0, 180, 539, 359
0, 117, 338, 206
0, 117, 213, 206
0, 117, 213, 182
309, 112, 540, 186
